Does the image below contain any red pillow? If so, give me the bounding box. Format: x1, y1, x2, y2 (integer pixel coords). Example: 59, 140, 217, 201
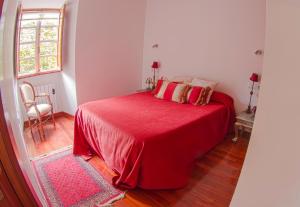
152, 79, 164, 95
163, 82, 178, 101
187, 86, 203, 105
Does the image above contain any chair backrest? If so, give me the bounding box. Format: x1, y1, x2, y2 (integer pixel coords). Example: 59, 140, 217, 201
19, 82, 35, 105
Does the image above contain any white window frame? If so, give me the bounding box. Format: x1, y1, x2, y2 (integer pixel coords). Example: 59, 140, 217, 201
16, 8, 65, 79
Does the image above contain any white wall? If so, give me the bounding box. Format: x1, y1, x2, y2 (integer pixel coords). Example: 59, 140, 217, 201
230, 0, 300, 206
142, 0, 266, 112
75, 0, 147, 104
20, 0, 78, 115
60, 0, 78, 115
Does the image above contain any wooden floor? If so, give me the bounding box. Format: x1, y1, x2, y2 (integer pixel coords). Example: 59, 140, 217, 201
24, 115, 74, 158
24, 115, 249, 207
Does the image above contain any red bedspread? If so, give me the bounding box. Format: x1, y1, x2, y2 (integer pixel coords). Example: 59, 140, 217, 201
73, 91, 234, 189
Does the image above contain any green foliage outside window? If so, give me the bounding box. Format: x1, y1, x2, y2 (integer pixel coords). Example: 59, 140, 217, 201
17, 11, 62, 77
40, 56, 57, 71
40, 27, 58, 41
19, 59, 36, 75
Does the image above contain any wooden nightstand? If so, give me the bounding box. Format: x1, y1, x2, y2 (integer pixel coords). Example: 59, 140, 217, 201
232, 111, 255, 142
136, 88, 152, 93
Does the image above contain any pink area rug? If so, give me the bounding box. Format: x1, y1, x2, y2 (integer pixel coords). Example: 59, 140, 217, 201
33, 149, 124, 207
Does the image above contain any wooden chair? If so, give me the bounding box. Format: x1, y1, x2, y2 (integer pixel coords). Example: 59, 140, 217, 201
19, 81, 55, 140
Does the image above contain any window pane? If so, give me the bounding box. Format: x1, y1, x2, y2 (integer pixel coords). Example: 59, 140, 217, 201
40, 42, 57, 56
19, 44, 35, 59
40, 27, 58, 41
40, 56, 58, 71
22, 13, 40, 20
17, 11, 63, 77
42, 13, 60, 19
21, 19, 38, 28
41, 19, 59, 27
19, 58, 36, 75
20, 28, 36, 43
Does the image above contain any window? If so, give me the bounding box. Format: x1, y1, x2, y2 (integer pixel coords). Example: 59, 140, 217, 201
16, 8, 64, 78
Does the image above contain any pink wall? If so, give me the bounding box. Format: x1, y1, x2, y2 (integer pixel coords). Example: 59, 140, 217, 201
142, 0, 266, 112
231, 0, 300, 206
75, 0, 147, 104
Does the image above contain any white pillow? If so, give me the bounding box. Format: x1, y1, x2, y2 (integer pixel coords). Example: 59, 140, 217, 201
191, 78, 218, 103
191, 78, 218, 88
171, 76, 193, 83
171, 83, 188, 103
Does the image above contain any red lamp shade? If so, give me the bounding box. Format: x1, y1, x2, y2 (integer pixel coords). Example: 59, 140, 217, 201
250, 73, 259, 82
151, 61, 159, 69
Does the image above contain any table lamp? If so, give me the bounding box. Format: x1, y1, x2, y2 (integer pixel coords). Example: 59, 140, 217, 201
247, 73, 259, 113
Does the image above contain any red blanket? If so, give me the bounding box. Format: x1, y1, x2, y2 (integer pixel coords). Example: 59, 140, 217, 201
73, 91, 234, 189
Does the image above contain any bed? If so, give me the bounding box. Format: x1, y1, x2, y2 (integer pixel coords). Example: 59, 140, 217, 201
73, 91, 235, 189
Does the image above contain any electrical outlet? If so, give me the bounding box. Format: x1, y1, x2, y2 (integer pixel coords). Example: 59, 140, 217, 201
52, 88, 55, 95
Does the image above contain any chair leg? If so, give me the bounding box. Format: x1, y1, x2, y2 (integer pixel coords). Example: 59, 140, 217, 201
28, 118, 34, 140
37, 125, 42, 141
38, 117, 45, 140
51, 109, 56, 128
40, 124, 45, 140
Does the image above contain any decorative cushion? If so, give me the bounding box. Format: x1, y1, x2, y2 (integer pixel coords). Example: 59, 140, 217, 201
191, 78, 218, 104
171, 84, 190, 103
185, 86, 213, 106
27, 104, 52, 118
187, 86, 203, 105
155, 81, 189, 103
181, 85, 191, 103
155, 80, 169, 99
196, 87, 212, 105
152, 79, 164, 95
163, 82, 178, 101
